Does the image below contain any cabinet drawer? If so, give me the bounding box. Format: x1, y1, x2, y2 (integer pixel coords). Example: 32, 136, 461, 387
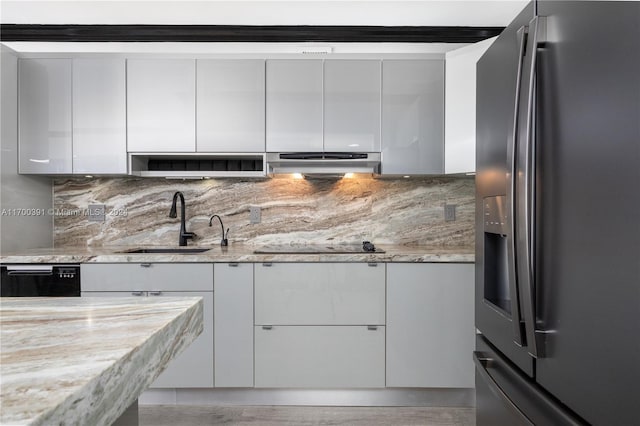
255, 263, 385, 325
81, 264, 213, 292
255, 325, 385, 388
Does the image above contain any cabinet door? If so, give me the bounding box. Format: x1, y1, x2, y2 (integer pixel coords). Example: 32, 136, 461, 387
18, 59, 72, 174
255, 325, 385, 388
381, 60, 444, 175
266, 60, 323, 152
150, 291, 214, 388
197, 60, 265, 152
214, 263, 254, 387
81, 263, 213, 292
73, 59, 127, 174
255, 263, 385, 325
127, 59, 196, 152
82, 290, 214, 388
324, 60, 381, 152
386, 263, 475, 388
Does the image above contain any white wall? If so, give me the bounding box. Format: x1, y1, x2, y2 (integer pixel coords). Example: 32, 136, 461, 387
444, 36, 496, 174
0, 45, 53, 253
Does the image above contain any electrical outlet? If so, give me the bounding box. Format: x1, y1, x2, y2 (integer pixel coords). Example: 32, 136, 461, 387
249, 206, 261, 224
444, 204, 456, 222
88, 204, 105, 222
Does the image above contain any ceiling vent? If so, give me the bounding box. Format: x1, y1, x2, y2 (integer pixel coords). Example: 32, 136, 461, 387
300, 46, 333, 55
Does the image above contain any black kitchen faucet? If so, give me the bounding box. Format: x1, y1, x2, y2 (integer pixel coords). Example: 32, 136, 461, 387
169, 191, 196, 246
208, 214, 229, 246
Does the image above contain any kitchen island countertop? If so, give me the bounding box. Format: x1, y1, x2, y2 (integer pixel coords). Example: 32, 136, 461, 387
0, 297, 203, 426
0, 244, 474, 264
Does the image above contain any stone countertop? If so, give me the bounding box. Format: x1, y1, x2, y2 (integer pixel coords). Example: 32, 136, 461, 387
0, 297, 203, 426
0, 244, 474, 264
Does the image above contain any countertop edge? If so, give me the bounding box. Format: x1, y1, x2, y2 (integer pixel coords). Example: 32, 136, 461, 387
0, 246, 475, 264
0, 297, 203, 426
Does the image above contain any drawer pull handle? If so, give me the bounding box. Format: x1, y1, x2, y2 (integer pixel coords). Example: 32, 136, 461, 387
262, 325, 273, 330
367, 325, 378, 331
131, 291, 144, 296
262, 263, 273, 267
367, 262, 378, 267
140, 263, 152, 268
228, 263, 239, 267
149, 291, 162, 296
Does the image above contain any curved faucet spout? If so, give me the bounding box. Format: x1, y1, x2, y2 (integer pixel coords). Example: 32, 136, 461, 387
169, 191, 195, 246
209, 214, 229, 246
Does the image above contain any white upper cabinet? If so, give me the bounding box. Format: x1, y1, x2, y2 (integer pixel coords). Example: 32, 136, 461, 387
127, 59, 196, 152
381, 60, 444, 175
266, 60, 323, 152
445, 38, 496, 174
18, 59, 72, 174
72, 59, 127, 174
197, 60, 265, 153
324, 60, 381, 152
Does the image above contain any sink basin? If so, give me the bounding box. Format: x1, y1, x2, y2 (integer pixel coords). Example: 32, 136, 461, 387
120, 248, 211, 254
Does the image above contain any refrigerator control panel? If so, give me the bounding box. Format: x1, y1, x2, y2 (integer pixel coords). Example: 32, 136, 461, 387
484, 196, 508, 235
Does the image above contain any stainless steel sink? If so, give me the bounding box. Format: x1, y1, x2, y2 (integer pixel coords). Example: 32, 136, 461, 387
120, 248, 211, 254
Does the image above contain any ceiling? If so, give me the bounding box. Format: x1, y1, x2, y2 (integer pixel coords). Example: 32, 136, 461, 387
0, 1, 527, 54
1, 1, 528, 26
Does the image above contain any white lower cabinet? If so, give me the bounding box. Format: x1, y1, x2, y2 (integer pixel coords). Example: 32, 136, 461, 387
255, 325, 385, 388
214, 263, 254, 387
79, 261, 474, 392
254, 262, 386, 388
386, 263, 475, 388
81, 264, 214, 388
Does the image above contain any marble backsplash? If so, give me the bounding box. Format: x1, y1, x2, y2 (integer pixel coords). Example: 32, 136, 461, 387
53, 176, 475, 248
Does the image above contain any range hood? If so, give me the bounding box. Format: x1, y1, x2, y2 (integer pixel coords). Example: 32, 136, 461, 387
266, 152, 381, 176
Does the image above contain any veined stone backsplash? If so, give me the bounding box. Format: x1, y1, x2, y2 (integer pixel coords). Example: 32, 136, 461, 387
53, 176, 475, 248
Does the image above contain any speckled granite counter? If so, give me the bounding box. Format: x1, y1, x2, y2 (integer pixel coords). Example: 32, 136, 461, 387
0, 244, 474, 264
0, 297, 203, 426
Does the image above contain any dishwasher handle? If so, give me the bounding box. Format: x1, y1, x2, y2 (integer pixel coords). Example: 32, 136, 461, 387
6, 265, 54, 276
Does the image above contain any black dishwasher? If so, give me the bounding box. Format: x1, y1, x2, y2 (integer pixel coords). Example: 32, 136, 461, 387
0, 265, 80, 297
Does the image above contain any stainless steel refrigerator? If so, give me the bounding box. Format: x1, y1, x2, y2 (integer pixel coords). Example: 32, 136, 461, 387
474, 1, 640, 424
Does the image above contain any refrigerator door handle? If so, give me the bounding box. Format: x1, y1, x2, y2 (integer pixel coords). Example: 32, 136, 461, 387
506, 25, 528, 347
473, 351, 534, 426
517, 15, 547, 358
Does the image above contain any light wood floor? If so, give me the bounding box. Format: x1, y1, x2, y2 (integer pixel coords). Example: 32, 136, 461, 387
139, 405, 475, 426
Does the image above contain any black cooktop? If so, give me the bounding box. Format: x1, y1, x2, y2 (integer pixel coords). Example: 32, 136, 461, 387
253, 244, 384, 254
